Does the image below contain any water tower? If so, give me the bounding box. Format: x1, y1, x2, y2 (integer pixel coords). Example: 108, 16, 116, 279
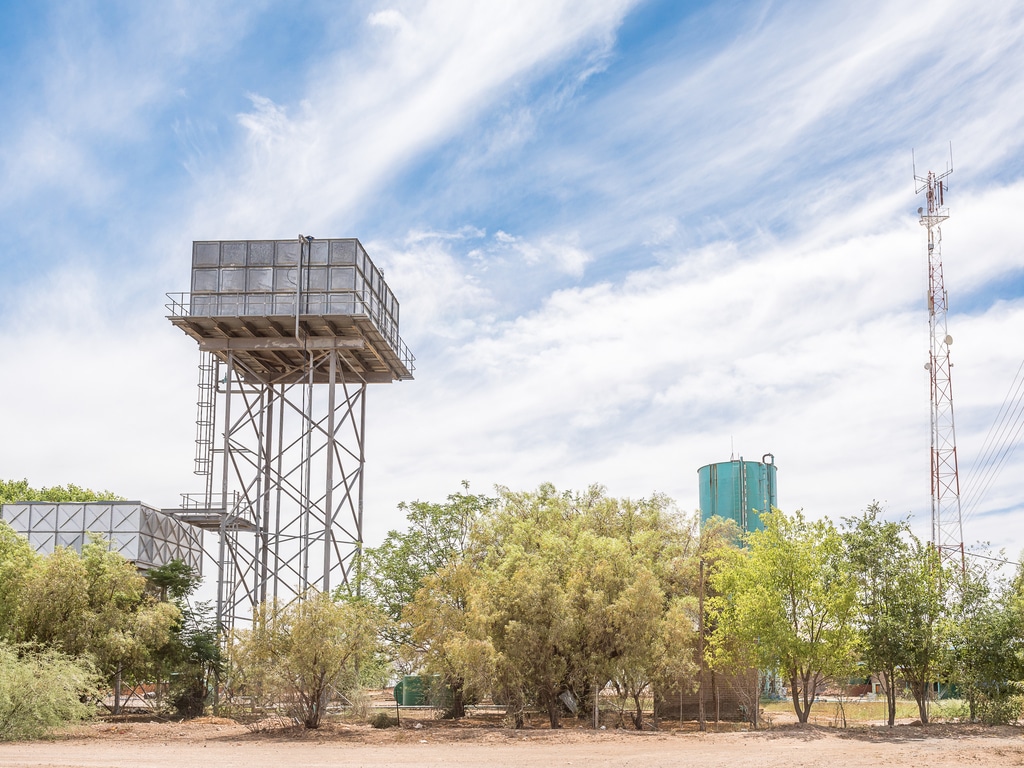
167, 237, 413, 628
698, 454, 777, 534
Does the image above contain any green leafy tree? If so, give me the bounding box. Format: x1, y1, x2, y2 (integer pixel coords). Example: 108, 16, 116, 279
404, 558, 487, 718
690, 515, 743, 726
423, 484, 693, 729
605, 567, 697, 729
362, 484, 493, 718
232, 592, 382, 728
13, 537, 179, 713
0, 479, 122, 504
893, 537, 946, 724
362, 483, 492, 646
146, 559, 200, 603
145, 560, 222, 718
0, 523, 38, 640
842, 506, 949, 725
843, 503, 917, 727
941, 558, 1024, 723
167, 601, 222, 718
709, 509, 857, 724
1, 479, 122, 637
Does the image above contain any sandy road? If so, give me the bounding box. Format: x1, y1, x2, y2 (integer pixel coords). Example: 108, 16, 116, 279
1, 720, 1021, 768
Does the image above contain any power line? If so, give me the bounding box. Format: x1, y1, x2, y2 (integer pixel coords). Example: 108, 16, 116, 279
960, 357, 1024, 525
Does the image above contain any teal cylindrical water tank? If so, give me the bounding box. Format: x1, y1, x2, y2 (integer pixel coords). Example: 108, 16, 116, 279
698, 454, 777, 533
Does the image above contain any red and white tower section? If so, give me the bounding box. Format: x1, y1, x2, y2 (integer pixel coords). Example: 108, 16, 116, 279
916, 161, 965, 568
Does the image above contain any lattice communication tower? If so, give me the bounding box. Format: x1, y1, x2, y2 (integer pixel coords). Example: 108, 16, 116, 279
167, 237, 414, 629
915, 154, 965, 568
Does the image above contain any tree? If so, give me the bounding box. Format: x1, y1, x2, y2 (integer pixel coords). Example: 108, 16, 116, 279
0, 479, 122, 504
605, 567, 696, 729
403, 558, 486, 719
941, 558, 1024, 723
362, 484, 493, 718
423, 483, 693, 729
362, 483, 492, 647
12, 536, 179, 713
478, 528, 575, 728
1, 479, 122, 637
146, 559, 200, 603
893, 537, 946, 724
0, 523, 38, 641
166, 601, 222, 718
145, 560, 222, 718
843, 503, 916, 727
841, 505, 950, 725
232, 592, 381, 729
691, 515, 744, 726
709, 509, 857, 724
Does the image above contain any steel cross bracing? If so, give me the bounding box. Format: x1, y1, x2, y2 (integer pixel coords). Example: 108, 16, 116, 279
209, 345, 367, 629
168, 237, 414, 633
916, 165, 965, 569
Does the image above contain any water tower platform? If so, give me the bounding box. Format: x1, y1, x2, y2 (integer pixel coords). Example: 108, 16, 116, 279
166, 237, 414, 385
166, 309, 413, 384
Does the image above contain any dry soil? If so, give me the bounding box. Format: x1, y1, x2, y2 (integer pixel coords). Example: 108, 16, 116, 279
1, 716, 1021, 768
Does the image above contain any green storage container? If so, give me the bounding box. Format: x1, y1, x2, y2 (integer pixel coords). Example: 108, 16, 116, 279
393, 674, 451, 706
698, 454, 777, 534
393, 674, 427, 706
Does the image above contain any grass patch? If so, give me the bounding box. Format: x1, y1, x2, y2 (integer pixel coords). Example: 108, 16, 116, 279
762, 698, 926, 725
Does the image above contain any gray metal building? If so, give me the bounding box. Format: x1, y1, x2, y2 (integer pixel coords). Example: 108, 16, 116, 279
1, 501, 203, 574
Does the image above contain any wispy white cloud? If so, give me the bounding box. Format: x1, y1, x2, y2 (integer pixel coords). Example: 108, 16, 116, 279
2, 0, 1023, 572
188, 0, 639, 236
0, 2, 262, 210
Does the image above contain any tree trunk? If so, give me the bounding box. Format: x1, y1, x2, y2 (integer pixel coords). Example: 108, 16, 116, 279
790, 672, 807, 723
713, 672, 720, 722
883, 670, 897, 728
887, 683, 897, 727
546, 693, 562, 728
751, 671, 759, 729
632, 691, 644, 730
444, 679, 466, 720
910, 680, 930, 724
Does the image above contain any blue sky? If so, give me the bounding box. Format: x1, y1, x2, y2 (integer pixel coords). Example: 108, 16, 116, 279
1, 0, 1023, 566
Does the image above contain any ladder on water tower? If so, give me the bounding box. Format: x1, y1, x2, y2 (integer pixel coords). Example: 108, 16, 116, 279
194, 351, 217, 505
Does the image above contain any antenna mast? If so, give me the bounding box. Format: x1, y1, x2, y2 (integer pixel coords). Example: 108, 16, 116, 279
915, 150, 965, 569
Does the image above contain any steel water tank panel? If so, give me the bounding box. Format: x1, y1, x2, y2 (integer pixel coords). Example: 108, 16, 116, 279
698, 455, 777, 534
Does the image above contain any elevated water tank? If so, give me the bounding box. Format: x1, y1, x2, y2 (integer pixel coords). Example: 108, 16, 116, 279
698, 454, 777, 534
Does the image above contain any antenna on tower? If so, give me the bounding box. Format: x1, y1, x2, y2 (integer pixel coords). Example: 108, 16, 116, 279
915, 146, 965, 572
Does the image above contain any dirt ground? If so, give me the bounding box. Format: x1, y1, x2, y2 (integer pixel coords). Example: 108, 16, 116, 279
1, 716, 1022, 768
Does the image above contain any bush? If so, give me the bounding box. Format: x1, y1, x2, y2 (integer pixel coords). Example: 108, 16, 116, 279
977, 691, 1024, 726
231, 592, 382, 729
0, 644, 98, 740
369, 712, 399, 728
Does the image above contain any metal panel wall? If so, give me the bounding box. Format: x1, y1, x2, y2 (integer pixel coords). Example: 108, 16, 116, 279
188, 239, 402, 353
0, 502, 203, 574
